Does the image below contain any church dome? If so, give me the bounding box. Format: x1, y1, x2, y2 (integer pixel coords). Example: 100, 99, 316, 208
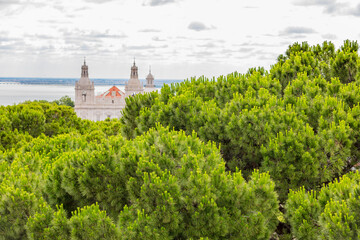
146, 65, 154, 80
146, 72, 154, 79
131, 62, 138, 70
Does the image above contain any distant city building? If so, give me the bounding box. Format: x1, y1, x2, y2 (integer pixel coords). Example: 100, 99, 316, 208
74, 59, 156, 121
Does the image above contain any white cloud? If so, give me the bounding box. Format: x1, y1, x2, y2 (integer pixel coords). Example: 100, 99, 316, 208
139, 29, 161, 33
280, 26, 317, 36
84, 0, 116, 3
0, 0, 359, 79
292, 0, 336, 6
293, 0, 360, 17
188, 21, 215, 31
143, 0, 177, 6
322, 33, 337, 40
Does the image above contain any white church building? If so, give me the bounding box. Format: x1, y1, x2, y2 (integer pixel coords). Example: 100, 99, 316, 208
74, 60, 156, 121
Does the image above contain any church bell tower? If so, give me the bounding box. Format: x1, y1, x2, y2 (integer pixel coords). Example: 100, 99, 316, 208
125, 59, 144, 96
145, 66, 155, 88
75, 58, 95, 105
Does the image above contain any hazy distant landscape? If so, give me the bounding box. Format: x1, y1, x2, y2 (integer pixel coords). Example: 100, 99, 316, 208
0, 78, 183, 106
0, 77, 183, 86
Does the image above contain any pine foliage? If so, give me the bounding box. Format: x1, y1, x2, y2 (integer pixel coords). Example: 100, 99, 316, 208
1, 40, 360, 239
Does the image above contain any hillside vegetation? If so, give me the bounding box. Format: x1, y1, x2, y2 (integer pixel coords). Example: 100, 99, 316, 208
1, 40, 360, 239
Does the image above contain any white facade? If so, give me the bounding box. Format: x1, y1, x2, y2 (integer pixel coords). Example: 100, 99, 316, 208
75, 60, 156, 121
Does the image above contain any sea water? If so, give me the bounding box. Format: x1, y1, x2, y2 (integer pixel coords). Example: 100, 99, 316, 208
0, 83, 121, 106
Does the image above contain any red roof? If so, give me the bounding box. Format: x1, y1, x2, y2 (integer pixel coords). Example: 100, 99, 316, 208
97, 86, 124, 98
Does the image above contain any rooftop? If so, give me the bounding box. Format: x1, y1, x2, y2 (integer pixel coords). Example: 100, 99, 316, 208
97, 86, 125, 98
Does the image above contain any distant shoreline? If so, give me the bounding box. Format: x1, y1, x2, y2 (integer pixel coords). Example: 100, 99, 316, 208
0, 77, 184, 87
0, 78, 184, 106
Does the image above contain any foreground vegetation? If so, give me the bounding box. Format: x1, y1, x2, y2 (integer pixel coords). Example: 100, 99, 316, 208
1, 40, 360, 239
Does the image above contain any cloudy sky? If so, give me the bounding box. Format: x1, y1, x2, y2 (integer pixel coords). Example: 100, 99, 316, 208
0, 0, 359, 80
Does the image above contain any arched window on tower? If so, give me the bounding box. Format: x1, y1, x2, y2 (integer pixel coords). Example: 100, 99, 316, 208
82, 91, 87, 102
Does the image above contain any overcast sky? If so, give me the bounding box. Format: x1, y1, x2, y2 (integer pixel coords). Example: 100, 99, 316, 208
0, 0, 359, 79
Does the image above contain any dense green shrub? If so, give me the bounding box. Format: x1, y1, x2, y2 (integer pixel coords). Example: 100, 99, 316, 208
27, 204, 118, 240
117, 125, 279, 239
0, 183, 50, 240
331, 40, 360, 84
261, 121, 352, 200
0, 101, 123, 151
40, 125, 280, 238
26, 205, 70, 240
270, 50, 321, 91
119, 169, 279, 239
286, 172, 360, 239
0, 102, 81, 150
52, 95, 74, 107
223, 96, 300, 174
69, 204, 118, 240
44, 147, 126, 219
120, 91, 159, 139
